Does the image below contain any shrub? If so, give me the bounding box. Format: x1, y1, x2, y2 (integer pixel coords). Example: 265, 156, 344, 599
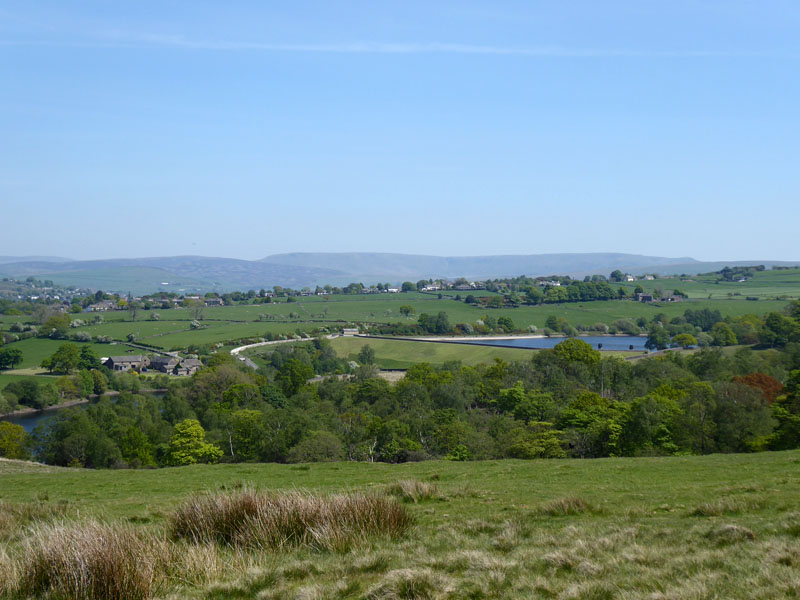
169, 489, 413, 552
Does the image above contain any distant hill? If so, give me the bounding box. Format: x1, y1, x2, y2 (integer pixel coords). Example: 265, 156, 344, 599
0, 256, 345, 295
0, 255, 72, 264
261, 252, 702, 281
1, 252, 798, 294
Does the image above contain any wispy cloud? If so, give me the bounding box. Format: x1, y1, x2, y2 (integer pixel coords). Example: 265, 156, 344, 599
1, 30, 795, 59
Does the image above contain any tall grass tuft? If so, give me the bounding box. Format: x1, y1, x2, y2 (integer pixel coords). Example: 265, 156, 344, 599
367, 568, 452, 600
169, 489, 414, 552
0, 500, 70, 542
16, 520, 167, 600
538, 497, 596, 516
0, 546, 19, 598
386, 480, 439, 503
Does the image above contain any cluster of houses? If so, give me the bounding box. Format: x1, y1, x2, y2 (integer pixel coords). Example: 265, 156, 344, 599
103, 354, 204, 376
634, 292, 683, 303
88, 295, 226, 312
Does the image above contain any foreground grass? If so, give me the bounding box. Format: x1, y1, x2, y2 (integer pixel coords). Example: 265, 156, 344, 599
2, 451, 800, 598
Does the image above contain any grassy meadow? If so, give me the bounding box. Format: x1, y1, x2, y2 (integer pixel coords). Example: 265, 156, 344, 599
616, 267, 800, 300
248, 337, 543, 370
2, 451, 800, 599
3, 296, 792, 354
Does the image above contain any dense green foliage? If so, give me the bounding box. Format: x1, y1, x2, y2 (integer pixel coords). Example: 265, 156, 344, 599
12, 317, 799, 467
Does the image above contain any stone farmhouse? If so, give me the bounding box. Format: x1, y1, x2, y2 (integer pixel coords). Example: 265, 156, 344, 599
105, 355, 150, 371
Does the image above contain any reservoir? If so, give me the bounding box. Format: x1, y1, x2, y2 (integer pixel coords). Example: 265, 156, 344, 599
2, 391, 165, 433
455, 335, 647, 351
1, 403, 84, 433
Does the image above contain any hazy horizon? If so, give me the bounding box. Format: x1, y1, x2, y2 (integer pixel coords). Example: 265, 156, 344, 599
2, 250, 799, 265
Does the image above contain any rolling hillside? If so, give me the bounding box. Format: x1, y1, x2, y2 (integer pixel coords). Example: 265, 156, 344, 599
1, 252, 799, 293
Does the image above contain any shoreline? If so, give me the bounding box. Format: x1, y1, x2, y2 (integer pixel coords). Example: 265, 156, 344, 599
1, 397, 92, 419
0, 388, 167, 420
387, 333, 647, 342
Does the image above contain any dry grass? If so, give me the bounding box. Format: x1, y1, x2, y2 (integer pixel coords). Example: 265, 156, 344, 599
0, 500, 70, 543
385, 480, 439, 503
0, 546, 20, 598
538, 496, 597, 516
689, 496, 766, 517
367, 568, 452, 600
169, 489, 414, 552
15, 520, 168, 600
704, 523, 756, 546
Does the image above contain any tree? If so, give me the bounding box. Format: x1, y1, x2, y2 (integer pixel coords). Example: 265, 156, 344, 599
288, 430, 344, 463
3, 379, 42, 408
0, 347, 23, 370
525, 287, 543, 305
497, 316, 515, 333
127, 300, 142, 321
119, 426, 156, 467
761, 312, 800, 347
645, 325, 670, 351
91, 369, 108, 395
0, 421, 31, 459
42, 313, 71, 338
672, 333, 697, 349
554, 338, 601, 368
609, 269, 625, 282
43, 343, 81, 374
183, 298, 205, 321
418, 312, 450, 334
78, 346, 100, 370
357, 344, 376, 365
166, 419, 223, 466
733, 372, 784, 404
276, 358, 314, 396
399, 305, 415, 317
711, 322, 738, 347
401, 282, 415, 292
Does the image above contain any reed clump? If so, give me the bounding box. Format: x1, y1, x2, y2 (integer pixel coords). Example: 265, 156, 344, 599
386, 480, 439, 503
538, 497, 597, 517
169, 489, 414, 552
16, 520, 167, 600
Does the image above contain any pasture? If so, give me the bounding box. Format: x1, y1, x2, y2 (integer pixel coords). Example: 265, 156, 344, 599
617, 267, 800, 300
1, 450, 799, 599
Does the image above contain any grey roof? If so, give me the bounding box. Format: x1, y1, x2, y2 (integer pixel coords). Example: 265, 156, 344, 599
109, 355, 146, 363
151, 356, 178, 365
180, 358, 203, 368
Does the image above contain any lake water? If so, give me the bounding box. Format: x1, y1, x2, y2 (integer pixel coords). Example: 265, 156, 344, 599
1, 391, 164, 433
1, 404, 83, 432
455, 335, 647, 351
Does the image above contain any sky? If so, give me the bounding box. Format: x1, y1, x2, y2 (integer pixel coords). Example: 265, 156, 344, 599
1, 1, 799, 262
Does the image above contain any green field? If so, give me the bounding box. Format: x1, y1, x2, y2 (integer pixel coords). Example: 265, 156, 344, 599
0, 372, 59, 390
2, 451, 799, 598
0, 337, 128, 370
248, 336, 544, 369
617, 267, 800, 300
2, 286, 797, 390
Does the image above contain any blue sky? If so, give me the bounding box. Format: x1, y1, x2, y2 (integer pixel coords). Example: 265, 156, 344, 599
1, 1, 798, 261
